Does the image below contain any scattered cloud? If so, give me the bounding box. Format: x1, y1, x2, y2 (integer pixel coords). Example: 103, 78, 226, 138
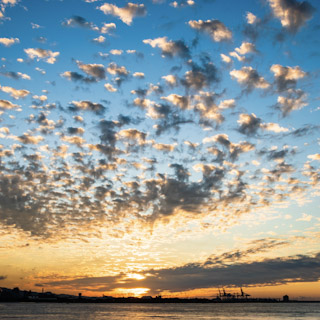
0, 71, 31, 80
277, 89, 308, 116
99, 2, 146, 25
230, 67, 270, 92
170, 0, 195, 8
0, 99, 20, 109
0, 37, 19, 46
143, 37, 190, 59
0, 85, 30, 99
308, 154, 320, 161
76, 61, 106, 80
69, 100, 106, 115
24, 48, 60, 64
271, 64, 306, 92
92, 35, 106, 43
189, 19, 232, 42
268, 0, 315, 33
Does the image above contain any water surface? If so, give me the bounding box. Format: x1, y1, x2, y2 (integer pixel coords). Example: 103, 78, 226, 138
0, 302, 319, 319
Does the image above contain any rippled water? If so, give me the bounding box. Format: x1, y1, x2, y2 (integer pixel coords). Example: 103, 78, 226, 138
0, 302, 320, 319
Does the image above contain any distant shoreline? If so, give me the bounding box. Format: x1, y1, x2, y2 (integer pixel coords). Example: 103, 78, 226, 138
2, 287, 319, 304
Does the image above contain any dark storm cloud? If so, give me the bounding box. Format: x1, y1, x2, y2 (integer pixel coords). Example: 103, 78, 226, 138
134, 252, 320, 293
39, 252, 320, 294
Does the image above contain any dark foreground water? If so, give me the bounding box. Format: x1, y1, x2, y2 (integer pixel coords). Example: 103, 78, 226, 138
0, 302, 319, 320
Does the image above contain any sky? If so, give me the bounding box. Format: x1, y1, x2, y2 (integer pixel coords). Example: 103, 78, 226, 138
0, 0, 320, 300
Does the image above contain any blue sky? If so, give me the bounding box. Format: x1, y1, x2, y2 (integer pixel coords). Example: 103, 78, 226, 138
0, 0, 320, 299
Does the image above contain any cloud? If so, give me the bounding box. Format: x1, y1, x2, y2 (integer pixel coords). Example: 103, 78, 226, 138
296, 213, 313, 221
259, 146, 296, 161
270, 64, 307, 92
0, 275, 7, 280
234, 41, 257, 55
107, 63, 129, 76
31, 22, 41, 29
189, 19, 232, 42
24, 48, 60, 64
133, 72, 144, 78
153, 142, 176, 152
1, 0, 19, 5
143, 37, 190, 59
270, 64, 306, 91
76, 61, 106, 80
246, 12, 259, 24
104, 83, 117, 92
220, 54, 232, 64
61, 71, 96, 83
117, 128, 147, 145
230, 67, 270, 92
40, 252, 320, 294
237, 113, 262, 136
60, 135, 86, 147
0, 85, 30, 99
110, 49, 123, 55
181, 58, 219, 90
92, 35, 106, 43
0, 99, 20, 110
308, 154, 320, 161
260, 122, 289, 133
67, 127, 85, 136
99, 2, 146, 25
277, 89, 307, 116
268, 0, 315, 33
170, 0, 195, 8
162, 74, 177, 86
16, 133, 44, 144
289, 124, 320, 137
62, 16, 99, 31
203, 134, 254, 162
0, 71, 31, 80
0, 37, 19, 46
69, 100, 106, 115
100, 22, 116, 34
161, 94, 190, 110
107, 62, 130, 86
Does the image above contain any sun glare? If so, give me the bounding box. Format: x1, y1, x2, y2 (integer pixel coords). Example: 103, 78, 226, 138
126, 273, 146, 280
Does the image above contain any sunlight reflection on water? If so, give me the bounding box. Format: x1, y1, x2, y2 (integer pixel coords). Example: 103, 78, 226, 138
0, 302, 320, 320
